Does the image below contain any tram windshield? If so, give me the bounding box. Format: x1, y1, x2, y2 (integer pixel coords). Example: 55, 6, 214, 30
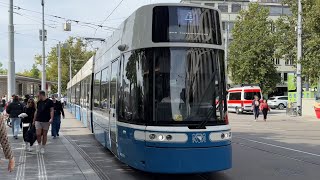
154, 48, 227, 125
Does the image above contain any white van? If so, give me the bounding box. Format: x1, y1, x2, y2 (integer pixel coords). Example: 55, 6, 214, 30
227, 86, 263, 114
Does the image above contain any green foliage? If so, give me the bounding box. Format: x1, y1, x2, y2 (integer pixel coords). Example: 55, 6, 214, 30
276, 0, 320, 86
35, 37, 95, 93
228, 3, 280, 94
0, 62, 7, 74
18, 64, 40, 78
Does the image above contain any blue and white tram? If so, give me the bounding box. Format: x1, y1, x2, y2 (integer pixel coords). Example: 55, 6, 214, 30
67, 3, 231, 174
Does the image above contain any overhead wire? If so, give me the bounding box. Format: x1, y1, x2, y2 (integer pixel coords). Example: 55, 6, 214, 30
0, 1, 119, 31
94, 0, 126, 36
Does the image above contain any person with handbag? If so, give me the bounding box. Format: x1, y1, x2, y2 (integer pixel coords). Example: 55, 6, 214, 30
6, 95, 23, 139
0, 115, 15, 172
22, 99, 36, 151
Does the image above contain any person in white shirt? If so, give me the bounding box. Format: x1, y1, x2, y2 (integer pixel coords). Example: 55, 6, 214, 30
60, 97, 65, 108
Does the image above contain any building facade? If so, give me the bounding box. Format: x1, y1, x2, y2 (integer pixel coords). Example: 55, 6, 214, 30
0, 75, 54, 98
181, 0, 294, 95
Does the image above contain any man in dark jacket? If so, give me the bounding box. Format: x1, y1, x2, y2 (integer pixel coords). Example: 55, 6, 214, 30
6, 95, 23, 139
51, 95, 65, 138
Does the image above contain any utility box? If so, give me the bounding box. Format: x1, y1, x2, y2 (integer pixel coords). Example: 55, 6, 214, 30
64, 22, 71, 31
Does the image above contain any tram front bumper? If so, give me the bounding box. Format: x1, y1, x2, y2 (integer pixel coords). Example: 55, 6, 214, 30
144, 144, 232, 174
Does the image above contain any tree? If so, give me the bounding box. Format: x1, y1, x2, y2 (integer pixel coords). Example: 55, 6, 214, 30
34, 37, 95, 94
0, 62, 7, 75
276, 0, 320, 86
228, 3, 280, 94
18, 64, 40, 78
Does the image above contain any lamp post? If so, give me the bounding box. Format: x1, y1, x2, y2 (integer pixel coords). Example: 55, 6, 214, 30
7, 0, 15, 99
296, 0, 302, 116
41, 0, 46, 91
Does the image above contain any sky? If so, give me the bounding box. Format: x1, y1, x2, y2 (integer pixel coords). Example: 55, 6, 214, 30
0, 0, 179, 72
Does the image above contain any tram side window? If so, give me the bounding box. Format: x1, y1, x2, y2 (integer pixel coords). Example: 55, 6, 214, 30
100, 67, 110, 110
75, 82, 81, 105
80, 80, 85, 107
71, 86, 75, 104
93, 72, 101, 108
86, 76, 91, 108
229, 92, 241, 100
110, 60, 119, 109
119, 50, 151, 124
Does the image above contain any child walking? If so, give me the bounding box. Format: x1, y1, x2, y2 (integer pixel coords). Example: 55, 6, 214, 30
260, 99, 270, 121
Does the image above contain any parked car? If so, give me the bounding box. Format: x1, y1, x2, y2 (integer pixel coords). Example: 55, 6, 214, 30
268, 96, 288, 110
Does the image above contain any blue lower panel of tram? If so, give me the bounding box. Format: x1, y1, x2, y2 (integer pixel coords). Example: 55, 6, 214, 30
75, 105, 81, 121
116, 125, 232, 174
81, 108, 88, 127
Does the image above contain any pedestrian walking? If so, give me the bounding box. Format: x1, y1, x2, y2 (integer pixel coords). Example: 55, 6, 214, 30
260, 99, 270, 121
252, 95, 260, 120
6, 95, 23, 139
22, 99, 36, 151
33, 91, 54, 154
0, 115, 15, 172
51, 95, 64, 139
60, 96, 65, 108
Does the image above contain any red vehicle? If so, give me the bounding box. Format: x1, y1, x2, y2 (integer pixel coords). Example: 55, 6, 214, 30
227, 86, 262, 114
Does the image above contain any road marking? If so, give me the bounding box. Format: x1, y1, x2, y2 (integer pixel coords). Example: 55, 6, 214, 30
36, 145, 47, 180
235, 137, 320, 157
15, 143, 26, 180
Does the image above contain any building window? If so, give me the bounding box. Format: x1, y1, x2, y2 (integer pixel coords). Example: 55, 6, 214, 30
267, 6, 283, 16
229, 22, 235, 31
274, 58, 280, 65
218, 4, 228, 12
284, 73, 288, 82
283, 7, 292, 15
278, 73, 282, 80
285, 59, 293, 65
205, 3, 215, 7
231, 4, 241, 13
222, 22, 226, 30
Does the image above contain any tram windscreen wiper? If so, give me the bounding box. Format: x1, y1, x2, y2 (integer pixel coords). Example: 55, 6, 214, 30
196, 64, 224, 129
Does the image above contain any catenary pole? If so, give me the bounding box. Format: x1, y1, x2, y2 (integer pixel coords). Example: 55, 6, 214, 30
7, 0, 15, 100
296, 0, 302, 116
41, 0, 46, 91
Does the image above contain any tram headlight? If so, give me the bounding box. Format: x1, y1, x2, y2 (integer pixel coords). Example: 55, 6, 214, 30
229, 132, 232, 138
149, 134, 156, 140
166, 135, 172, 141
158, 134, 164, 141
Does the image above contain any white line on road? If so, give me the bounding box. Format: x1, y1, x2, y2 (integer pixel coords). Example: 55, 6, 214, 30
235, 137, 320, 157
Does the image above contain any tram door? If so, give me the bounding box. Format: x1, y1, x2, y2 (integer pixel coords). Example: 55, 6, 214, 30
109, 59, 119, 155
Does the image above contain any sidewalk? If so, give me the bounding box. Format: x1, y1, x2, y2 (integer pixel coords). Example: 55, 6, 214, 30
0, 112, 100, 180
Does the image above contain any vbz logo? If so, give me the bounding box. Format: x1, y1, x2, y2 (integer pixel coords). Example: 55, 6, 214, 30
192, 133, 206, 143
